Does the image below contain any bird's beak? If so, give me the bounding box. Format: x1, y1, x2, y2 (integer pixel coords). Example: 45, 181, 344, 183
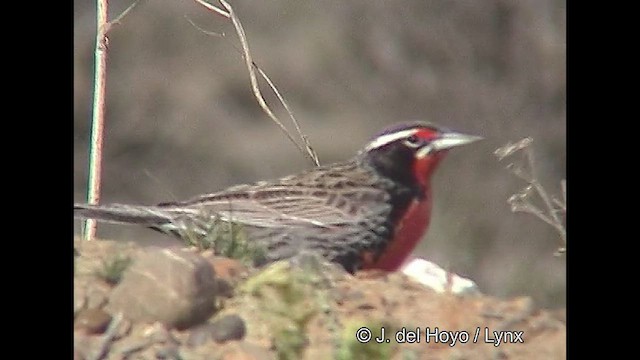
432, 132, 483, 151
417, 131, 483, 158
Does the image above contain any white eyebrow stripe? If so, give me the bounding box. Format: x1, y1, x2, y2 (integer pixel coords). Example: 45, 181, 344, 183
364, 129, 418, 151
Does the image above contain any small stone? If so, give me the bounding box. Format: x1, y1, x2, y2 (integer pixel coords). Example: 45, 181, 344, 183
215, 278, 235, 298
356, 302, 376, 310
155, 344, 180, 359
75, 308, 112, 334
210, 314, 246, 343
187, 325, 213, 347
187, 314, 246, 346
401, 258, 480, 296
108, 247, 218, 329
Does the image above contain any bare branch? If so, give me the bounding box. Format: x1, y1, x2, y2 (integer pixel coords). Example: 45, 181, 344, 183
192, 0, 320, 166
494, 138, 533, 160
218, 0, 312, 163
253, 65, 320, 166
556, 179, 567, 211
496, 138, 566, 255
185, 16, 225, 38
509, 201, 566, 238
193, 0, 229, 18
84, 0, 111, 241
83, 0, 146, 241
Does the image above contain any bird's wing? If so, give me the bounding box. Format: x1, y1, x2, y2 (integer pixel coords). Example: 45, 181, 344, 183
164, 185, 390, 229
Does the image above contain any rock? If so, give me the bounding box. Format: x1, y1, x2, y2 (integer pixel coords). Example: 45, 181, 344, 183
187, 314, 246, 346
187, 325, 212, 347
210, 314, 246, 343
74, 308, 112, 334
215, 278, 236, 298
401, 257, 480, 295
108, 247, 218, 329
155, 344, 180, 359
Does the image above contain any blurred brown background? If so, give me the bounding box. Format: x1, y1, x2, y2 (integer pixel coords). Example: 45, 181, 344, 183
74, 0, 566, 308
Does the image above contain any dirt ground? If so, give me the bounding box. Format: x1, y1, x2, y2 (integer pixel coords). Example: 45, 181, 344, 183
74, 237, 566, 360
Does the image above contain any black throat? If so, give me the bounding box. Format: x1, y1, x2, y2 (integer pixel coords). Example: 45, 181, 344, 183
365, 142, 422, 192
363, 143, 425, 223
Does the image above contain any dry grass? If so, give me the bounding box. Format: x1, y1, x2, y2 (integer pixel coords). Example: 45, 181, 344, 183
495, 138, 566, 256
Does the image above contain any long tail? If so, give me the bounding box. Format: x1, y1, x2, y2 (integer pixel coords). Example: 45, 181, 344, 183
74, 203, 175, 228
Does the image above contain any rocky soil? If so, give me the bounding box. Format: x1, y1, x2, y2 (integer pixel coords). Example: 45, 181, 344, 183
74, 237, 565, 360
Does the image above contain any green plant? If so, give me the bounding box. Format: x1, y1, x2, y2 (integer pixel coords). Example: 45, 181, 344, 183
96, 254, 132, 285
179, 214, 266, 266
241, 261, 320, 360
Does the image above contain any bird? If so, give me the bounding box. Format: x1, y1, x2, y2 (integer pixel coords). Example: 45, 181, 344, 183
74, 122, 482, 273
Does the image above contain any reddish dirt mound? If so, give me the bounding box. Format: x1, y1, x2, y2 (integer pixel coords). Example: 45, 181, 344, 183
74, 238, 565, 359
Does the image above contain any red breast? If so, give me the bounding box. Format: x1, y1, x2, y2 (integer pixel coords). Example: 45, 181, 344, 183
363, 190, 432, 271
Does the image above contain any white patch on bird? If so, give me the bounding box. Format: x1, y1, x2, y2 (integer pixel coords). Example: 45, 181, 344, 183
416, 144, 435, 158
364, 129, 418, 151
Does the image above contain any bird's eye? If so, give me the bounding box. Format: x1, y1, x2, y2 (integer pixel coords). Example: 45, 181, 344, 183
403, 135, 423, 148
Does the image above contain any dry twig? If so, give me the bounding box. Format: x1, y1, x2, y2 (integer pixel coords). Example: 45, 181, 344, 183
84, 0, 317, 240
87, 312, 124, 360
84, 0, 143, 241
193, 0, 320, 166
495, 138, 566, 256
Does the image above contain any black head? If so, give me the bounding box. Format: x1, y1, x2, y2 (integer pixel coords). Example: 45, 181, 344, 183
362, 122, 482, 190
